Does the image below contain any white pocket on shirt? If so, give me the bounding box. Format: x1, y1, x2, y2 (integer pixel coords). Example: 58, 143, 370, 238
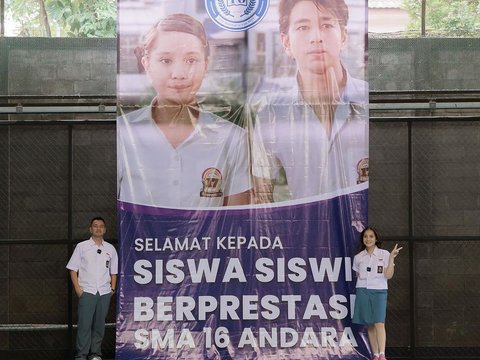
359, 266, 368, 280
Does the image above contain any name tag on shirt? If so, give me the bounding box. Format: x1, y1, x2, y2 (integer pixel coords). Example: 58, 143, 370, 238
377, 265, 383, 273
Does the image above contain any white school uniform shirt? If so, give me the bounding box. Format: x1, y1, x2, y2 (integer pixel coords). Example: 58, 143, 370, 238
118, 107, 251, 208
252, 71, 368, 199
66, 238, 118, 296
353, 246, 390, 290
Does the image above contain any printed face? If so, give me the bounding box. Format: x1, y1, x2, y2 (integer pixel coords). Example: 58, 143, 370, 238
363, 229, 377, 249
142, 31, 208, 105
281, 1, 346, 79
90, 220, 106, 238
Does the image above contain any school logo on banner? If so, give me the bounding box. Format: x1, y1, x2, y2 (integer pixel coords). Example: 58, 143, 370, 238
200, 167, 223, 197
356, 158, 369, 184
205, 0, 269, 31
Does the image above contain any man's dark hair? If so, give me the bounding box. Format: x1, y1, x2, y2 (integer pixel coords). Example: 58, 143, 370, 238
90, 216, 106, 227
278, 0, 349, 34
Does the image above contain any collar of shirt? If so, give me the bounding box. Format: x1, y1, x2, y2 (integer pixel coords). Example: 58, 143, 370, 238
289, 68, 365, 142
142, 101, 224, 138
290, 67, 360, 105
88, 237, 104, 248
362, 246, 381, 257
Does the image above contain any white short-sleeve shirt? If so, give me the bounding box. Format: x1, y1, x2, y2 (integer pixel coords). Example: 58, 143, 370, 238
352, 247, 390, 290
252, 71, 368, 199
118, 107, 251, 208
66, 238, 118, 296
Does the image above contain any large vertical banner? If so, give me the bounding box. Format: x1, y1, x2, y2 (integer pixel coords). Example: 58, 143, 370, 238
117, 0, 369, 359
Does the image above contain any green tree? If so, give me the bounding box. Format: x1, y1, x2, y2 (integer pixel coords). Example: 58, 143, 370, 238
404, 0, 480, 36
6, 0, 46, 36
6, 0, 116, 37
47, 0, 116, 37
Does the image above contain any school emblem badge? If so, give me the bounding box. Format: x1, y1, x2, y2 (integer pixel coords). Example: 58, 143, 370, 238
200, 167, 223, 198
205, 0, 269, 32
356, 157, 369, 184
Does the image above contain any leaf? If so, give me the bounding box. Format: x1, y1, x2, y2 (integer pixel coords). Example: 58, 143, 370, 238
8, 0, 116, 37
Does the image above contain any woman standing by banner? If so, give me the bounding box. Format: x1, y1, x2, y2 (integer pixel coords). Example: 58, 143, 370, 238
118, 13, 251, 208
353, 227, 403, 360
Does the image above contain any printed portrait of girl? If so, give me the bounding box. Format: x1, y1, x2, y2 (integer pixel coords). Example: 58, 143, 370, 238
117, 13, 251, 208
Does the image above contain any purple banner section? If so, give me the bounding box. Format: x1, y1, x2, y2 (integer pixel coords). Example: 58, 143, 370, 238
116, 189, 370, 359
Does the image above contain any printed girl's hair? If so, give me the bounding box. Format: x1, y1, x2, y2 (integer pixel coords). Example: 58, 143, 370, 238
142, 13, 209, 59
278, 0, 349, 34
358, 226, 381, 252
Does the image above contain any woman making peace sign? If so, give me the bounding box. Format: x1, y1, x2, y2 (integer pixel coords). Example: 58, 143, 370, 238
352, 227, 403, 360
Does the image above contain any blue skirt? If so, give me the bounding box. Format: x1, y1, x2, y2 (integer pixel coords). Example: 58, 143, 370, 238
352, 288, 388, 325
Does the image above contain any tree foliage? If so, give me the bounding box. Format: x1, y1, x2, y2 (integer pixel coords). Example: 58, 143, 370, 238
403, 0, 480, 36
6, 0, 116, 37
6, 0, 45, 36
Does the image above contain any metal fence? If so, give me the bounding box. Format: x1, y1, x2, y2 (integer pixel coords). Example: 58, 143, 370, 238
1, 91, 480, 359
369, 90, 480, 359
0, 98, 117, 360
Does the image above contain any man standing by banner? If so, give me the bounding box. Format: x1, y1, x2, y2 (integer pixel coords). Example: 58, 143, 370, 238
67, 217, 118, 360
252, 0, 368, 225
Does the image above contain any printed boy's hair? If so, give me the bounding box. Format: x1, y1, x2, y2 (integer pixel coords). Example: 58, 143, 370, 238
143, 13, 210, 59
90, 216, 106, 227
358, 226, 382, 252
278, 0, 349, 34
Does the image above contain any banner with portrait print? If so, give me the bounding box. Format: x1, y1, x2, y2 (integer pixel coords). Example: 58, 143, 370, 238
117, 0, 369, 359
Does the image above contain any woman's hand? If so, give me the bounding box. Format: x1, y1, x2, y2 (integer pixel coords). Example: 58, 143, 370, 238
391, 243, 403, 259
385, 244, 403, 279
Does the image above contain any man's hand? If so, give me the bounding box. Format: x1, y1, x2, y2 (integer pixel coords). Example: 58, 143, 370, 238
253, 177, 274, 204
351, 220, 365, 232
75, 287, 84, 298
70, 270, 84, 298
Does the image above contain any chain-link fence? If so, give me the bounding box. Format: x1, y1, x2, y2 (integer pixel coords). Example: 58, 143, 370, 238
0, 118, 117, 360
369, 116, 480, 359
0, 103, 479, 360
1, 33, 480, 359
